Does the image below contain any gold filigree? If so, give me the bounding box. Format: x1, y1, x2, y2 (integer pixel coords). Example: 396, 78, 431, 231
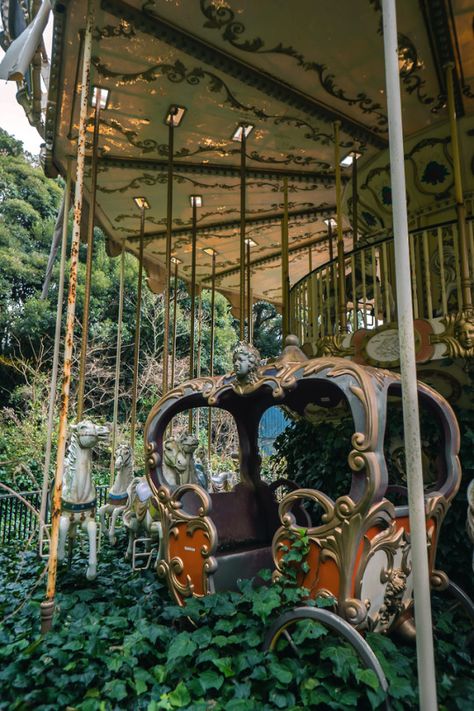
315, 335, 354, 358
154, 484, 217, 605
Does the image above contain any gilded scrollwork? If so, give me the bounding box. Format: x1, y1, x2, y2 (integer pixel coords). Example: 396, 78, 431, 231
315, 335, 354, 358
154, 484, 218, 605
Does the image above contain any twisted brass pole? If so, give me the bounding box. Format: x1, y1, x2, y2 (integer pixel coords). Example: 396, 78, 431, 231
77, 89, 102, 421
109, 246, 125, 486
281, 177, 289, 339
170, 258, 179, 389
246, 239, 252, 342
239, 131, 247, 340
207, 251, 216, 463
188, 201, 197, 432
130, 207, 145, 449
334, 121, 347, 331
162, 120, 174, 394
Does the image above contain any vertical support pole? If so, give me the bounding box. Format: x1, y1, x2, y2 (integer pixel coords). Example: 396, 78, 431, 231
246, 239, 252, 342
76, 89, 102, 421
195, 289, 203, 434
130, 207, 145, 450
162, 120, 174, 394
281, 177, 289, 339
352, 151, 358, 248
239, 131, 247, 340
109, 247, 125, 486
170, 258, 179, 389
39, 162, 72, 545
445, 62, 472, 314
328, 220, 334, 262
308, 246, 313, 339
41, 1, 94, 634
334, 121, 347, 331
437, 227, 448, 317
382, 3, 437, 708
208, 251, 216, 463
189, 201, 197, 432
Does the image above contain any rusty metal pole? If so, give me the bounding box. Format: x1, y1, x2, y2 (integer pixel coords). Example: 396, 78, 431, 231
109, 246, 125, 486
162, 120, 175, 395
382, 2, 437, 707
39, 162, 71, 550
334, 121, 347, 331
207, 250, 216, 463
130, 207, 146, 450
281, 177, 289, 339
41, 1, 94, 634
239, 130, 247, 340
76, 88, 102, 421
445, 62, 472, 314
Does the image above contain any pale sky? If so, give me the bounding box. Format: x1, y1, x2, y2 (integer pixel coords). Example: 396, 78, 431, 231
0, 14, 53, 154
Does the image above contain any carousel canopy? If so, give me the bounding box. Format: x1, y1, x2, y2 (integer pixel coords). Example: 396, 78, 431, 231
30, 0, 474, 309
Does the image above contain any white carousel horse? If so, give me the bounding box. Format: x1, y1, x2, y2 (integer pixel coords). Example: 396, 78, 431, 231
98, 443, 134, 546
175, 433, 200, 485
122, 476, 162, 563
57, 420, 109, 580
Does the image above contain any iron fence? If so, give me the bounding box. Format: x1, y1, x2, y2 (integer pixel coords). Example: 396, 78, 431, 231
0, 485, 109, 544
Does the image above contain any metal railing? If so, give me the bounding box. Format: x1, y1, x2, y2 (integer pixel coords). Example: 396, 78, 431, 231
290, 219, 474, 344
0, 485, 109, 545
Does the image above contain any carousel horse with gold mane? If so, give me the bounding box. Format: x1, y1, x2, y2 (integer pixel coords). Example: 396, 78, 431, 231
57, 420, 109, 580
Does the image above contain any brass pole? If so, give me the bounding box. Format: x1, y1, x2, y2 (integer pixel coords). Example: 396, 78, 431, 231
334, 121, 347, 330
41, 1, 94, 634
445, 62, 472, 313
281, 177, 289, 339
308, 245, 313, 273
109, 247, 125, 486
130, 207, 145, 449
352, 152, 358, 249
246, 239, 252, 342
170, 258, 179, 389
239, 131, 247, 340
188, 201, 197, 432
207, 250, 216, 463
162, 120, 175, 394
76, 89, 102, 421
39, 162, 71, 549
328, 220, 334, 262
195, 288, 203, 434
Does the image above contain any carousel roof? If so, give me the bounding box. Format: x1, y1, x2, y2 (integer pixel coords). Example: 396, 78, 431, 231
41, 0, 474, 310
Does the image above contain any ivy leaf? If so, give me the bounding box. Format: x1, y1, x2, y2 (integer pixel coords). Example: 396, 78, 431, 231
198, 670, 224, 692
212, 657, 234, 677
167, 633, 197, 665
168, 681, 191, 708
269, 660, 293, 685
355, 667, 380, 691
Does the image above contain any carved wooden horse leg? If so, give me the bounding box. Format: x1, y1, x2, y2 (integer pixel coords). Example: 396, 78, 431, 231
81, 516, 97, 580
57, 513, 71, 562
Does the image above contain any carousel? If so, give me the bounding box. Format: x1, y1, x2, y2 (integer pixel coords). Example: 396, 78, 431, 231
1, 1, 474, 708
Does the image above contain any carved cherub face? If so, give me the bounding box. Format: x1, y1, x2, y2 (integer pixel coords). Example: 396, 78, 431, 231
455, 317, 474, 350
232, 341, 261, 384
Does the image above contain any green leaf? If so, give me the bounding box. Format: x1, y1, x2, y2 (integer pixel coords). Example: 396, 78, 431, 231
167, 633, 197, 665
198, 670, 224, 692
212, 657, 234, 678
269, 660, 293, 685
355, 667, 380, 691
168, 681, 191, 708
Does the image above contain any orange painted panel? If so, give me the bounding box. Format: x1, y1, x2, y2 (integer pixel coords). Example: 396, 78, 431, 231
168, 523, 212, 598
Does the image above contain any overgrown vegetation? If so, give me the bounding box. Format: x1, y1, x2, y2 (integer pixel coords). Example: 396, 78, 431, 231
0, 534, 472, 710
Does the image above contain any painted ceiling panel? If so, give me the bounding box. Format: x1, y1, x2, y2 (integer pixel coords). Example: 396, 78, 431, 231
46, 0, 474, 307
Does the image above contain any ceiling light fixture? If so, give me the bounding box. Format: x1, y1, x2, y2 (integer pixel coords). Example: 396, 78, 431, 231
133, 196, 150, 210
91, 86, 110, 109
245, 238, 257, 247
203, 247, 218, 256
171, 256, 182, 265
231, 123, 254, 142
340, 151, 361, 168
323, 218, 337, 229
189, 195, 203, 207
165, 105, 186, 127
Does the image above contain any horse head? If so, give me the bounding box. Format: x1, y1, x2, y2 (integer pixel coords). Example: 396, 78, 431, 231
115, 443, 133, 470
70, 420, 110, 449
